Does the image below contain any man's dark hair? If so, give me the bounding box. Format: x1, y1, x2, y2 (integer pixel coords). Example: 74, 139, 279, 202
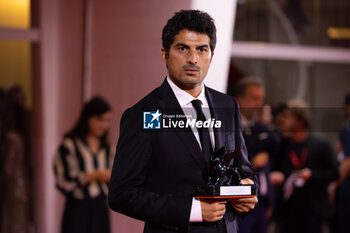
273, 102, 288, 119
233, 76, 264, 98
162, 10, 216, 55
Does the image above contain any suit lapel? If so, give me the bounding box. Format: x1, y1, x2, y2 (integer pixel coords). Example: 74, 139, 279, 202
157, 79, 206, 169
205, 87, 225, 152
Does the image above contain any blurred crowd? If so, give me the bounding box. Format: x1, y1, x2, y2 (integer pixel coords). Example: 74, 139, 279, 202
233, 77, 350, 233
0, 86, 34, 233
0, 87, 115, 233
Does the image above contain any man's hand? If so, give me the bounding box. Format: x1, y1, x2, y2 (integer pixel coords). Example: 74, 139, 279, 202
99, 170, 111, 183
83, 170, 111, 185
230, 197, 258, 213
83, 171, 100, 185
270, 171, 285, 186
229, 178, 258, 213
251, 152, 269, 169
297, 168, 312, 181
240, 178, 254, 185
201, 200, 227, 222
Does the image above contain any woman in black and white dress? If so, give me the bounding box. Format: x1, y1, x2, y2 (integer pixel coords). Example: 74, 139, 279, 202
54, 96, 114, 233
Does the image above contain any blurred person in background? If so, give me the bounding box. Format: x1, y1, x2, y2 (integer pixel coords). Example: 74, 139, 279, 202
259, 104, 274, 131
272, 103, 293, 140
5, 85, 31, 152
234, 77, 277, 233
268, 103, 292, 231
0, 86, 32, 233
329, 93, 350, 233
54, 96, 114, 233
273, 100, 338, 233
269, 103, 293, 191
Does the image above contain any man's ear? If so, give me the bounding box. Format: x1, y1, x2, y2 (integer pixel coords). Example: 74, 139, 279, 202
161, 48, 168, 59
161, 48, 169, 67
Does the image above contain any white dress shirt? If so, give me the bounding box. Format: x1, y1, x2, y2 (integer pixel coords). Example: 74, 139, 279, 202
167, 77, 216, 222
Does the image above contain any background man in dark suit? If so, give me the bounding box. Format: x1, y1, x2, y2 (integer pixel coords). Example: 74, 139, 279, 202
108, 10, 258, 233
234, 77, 277, 233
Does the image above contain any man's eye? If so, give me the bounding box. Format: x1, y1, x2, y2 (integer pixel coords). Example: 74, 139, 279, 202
179, 47, 187, 52
198, 47, 207, 53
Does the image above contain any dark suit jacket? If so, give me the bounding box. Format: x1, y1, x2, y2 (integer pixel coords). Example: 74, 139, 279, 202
108, 79, 257, 233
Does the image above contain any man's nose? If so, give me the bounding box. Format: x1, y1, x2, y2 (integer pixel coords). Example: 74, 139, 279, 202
187, 50, 198, 64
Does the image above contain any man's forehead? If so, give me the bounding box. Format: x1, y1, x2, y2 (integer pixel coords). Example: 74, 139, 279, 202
172, 29, 210, 46
245, 85, 265, 96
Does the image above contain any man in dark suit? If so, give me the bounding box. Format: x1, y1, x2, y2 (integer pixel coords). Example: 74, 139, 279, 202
234, 78, 276, 233
108, 10, 258, 233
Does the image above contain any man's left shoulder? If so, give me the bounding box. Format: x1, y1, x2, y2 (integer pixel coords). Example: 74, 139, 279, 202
308, 135, 331, 149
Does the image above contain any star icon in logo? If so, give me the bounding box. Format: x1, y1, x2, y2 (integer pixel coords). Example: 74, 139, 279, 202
150, 110, 161, 122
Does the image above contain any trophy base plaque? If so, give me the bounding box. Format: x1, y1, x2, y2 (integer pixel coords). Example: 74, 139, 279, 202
196, 184, 257, 199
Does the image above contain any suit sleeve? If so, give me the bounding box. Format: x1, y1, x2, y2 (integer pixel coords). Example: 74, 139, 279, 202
232, 97, 259, 186
309, 140, 338, 184
225, 97, 258, 218
53, 139, 85, 196
108, 107, 192, 231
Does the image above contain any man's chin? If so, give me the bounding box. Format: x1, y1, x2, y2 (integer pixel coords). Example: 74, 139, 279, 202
181, 81, 203, 90
169, 75, 203, 89
182, 75, 203, 85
